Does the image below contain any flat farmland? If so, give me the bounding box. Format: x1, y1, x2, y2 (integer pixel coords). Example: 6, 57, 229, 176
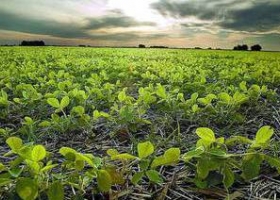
0, 47, 280, 199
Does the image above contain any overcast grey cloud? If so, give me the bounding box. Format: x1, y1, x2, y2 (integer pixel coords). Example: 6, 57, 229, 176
0, 0, 279, 50
218, 2, 280, 32
0, 11, 88, 38
151, 0, 280, 33
0, 8, 158, 41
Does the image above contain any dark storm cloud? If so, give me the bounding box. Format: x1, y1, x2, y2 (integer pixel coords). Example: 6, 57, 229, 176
151, 0, 280, 32
151, 0, 241, 20
0, 10, 156, 40
219, 2, 280, 32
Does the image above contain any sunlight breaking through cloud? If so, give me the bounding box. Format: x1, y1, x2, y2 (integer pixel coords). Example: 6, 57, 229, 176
0, 0, 279, 50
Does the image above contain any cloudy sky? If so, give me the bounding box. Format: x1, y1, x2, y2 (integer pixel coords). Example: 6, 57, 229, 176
0, 0, 279, 50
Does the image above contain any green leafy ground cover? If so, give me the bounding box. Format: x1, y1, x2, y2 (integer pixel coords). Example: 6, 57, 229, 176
0, 47, 280, 199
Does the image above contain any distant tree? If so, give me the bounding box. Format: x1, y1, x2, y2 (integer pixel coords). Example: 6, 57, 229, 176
21, 40, 45, 46
251, 44, 262, 51
78, 45, 86, 47
194, 47, 202, 49
233, 44, 248, 51
139, 44, 146, 48
242, 44, 248, 51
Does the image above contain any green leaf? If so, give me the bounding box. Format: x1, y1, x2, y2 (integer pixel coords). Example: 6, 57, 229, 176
18, 146, 33, 160
191, 92, 199, 101
16, 178, 38, 200
59, 147, 77, 157
100, 111, 110, 118
40, 164, 58, 172
241, 154, 263, 180
216, 137, 225, 144
38, 120, 51, 127
47, 98, 60, 108
93, 157, 102, 168
239, 81, 247, 91
107, 149, 119, 157
13, 98, 21, 103
111, 153, 137, 161
146, 170, 163, 184
251, 126, 274, 148
194, 179, 208, 189
225, 136, 252, 146
104, 166, 125, 185
192, 104, 199, 113
164, 148, 180, 163
119, 105, 134, 121
93, 110, 100, 119
118, 89, 127, 102
76, 154, 95, 168
223, 166, 234, 188
8, 167, 24, 178
197, 97, 209, 105
218, 92, 231, 104
131, 172, 144, 185
24, 117, 33, 125
1, 89, 8, 99
182, 147, 204, 162
151, 148, 180, 168
31, 145, 46, 161
196, 128, 216, 142
59, 147, 77, 161
74, 160, 85, 171
97, 170, 112, 192
6, 137, 23, 153
25, 160, 40, 174
196, 139, 213, 148
156, 84, 167, 99
208, 149, 228, 158
264, 155, 280, 173
137, 141, 154, 159
196, 156, 221, 179
177, 93, 184, 102
0, 163, 5, 172
60, 96, 70, 109
71, 106, 85, 116
48, 182, 64, 200
233, 91, 248, 104
197, 160, 211, 180
139, 160, 150, 171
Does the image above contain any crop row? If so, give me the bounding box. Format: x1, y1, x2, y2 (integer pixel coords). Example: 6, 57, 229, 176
1, 126, 279, 199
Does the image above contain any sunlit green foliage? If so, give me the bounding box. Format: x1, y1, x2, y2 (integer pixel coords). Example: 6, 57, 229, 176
0, 47, 279, 198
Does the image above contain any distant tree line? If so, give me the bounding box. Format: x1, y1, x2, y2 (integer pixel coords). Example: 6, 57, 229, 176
16, 41, 263, 51
250, 44, 262, 51
0, 44, 16, 47
138, 44, 168, 48
150, 45, 168, 48
233, 44, 248, 51
21, 40, 45, 46
233, 44, 262, 51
